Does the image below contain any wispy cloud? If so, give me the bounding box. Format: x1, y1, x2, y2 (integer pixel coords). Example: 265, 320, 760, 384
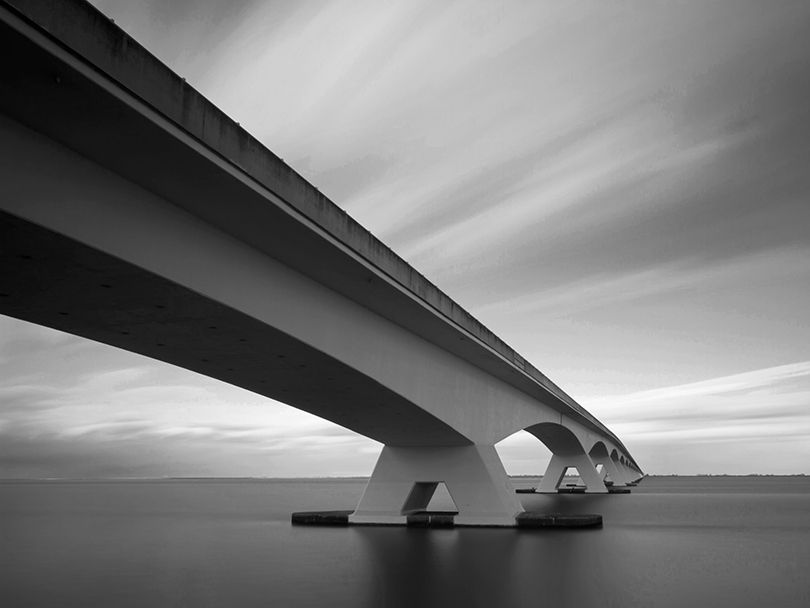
493, 362, 810, 475
591, 361, 810, 407
584, 362, 810, 447
472, 246, 810, 317
0, 317, 379, 478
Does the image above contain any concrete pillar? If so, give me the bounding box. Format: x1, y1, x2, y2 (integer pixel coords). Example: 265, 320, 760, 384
590, 444, 629, 486
349, 444, 523, 526
597, 457, 630, 486
536, 454, 568, 493
536, 453, 608, 493
575, 462, 606, 487
598, 464, 608, 482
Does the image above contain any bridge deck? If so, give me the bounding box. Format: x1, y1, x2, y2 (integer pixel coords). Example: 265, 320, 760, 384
0, 0, 636, 465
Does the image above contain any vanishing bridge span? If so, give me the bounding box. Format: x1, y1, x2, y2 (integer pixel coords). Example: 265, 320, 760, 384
0, 0, 642, 526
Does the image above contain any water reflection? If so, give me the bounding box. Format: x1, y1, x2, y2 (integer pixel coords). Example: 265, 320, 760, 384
3, 479, 808, 607
353, 526, 515, 606
352, 519, 611, 607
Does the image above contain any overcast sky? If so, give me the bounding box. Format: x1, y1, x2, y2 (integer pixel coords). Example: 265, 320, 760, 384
2, 0, 809, 477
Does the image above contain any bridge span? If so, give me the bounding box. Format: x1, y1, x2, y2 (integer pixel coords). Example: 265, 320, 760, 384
0, 0, 642, 525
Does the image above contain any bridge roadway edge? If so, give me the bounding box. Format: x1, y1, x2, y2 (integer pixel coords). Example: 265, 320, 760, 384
0, 0, 643, 504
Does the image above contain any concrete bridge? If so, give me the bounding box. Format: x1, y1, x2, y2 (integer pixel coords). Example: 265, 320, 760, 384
0, 0, 642, 526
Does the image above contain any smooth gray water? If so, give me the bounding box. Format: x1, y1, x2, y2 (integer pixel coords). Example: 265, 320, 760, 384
1, 476, 808, 607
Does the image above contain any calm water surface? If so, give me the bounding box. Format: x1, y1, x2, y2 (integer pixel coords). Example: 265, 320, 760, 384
1, 476, 808, 607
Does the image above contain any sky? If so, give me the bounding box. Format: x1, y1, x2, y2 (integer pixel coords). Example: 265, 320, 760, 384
2, 0, 810, 477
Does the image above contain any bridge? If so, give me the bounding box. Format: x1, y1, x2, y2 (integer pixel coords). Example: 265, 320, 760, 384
0, 0, 642, 526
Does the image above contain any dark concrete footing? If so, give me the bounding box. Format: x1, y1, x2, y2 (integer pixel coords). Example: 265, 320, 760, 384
515, 512, 602, 528
515, 486, 631, 494
291, 510, 353, 526
405, 512, 456, 527
291, 510, 602, 528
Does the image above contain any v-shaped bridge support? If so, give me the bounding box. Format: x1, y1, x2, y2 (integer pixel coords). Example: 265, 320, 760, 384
350, 445, 523, 526
535, 453, 608, 493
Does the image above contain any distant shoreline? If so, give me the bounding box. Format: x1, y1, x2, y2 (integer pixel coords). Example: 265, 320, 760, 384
0, 473, 805, 482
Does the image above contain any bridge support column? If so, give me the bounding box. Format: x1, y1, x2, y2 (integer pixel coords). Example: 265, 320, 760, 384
594, 457, 629, 486
619, 461, 637, 483
349, 444, 523, 526
536, 453, 608, 493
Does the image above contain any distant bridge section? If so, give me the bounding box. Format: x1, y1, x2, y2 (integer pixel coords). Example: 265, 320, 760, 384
0, 0, 642, 525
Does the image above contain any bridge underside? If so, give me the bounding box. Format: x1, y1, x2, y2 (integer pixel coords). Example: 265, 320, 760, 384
0, 211, 468, 447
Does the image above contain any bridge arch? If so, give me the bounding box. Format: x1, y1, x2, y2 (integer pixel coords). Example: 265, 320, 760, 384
590, 440, 609, 457
525, 422, 589, 456
590, 441, 631, 486
520, 422, 606, 493
611, 449, 637, 484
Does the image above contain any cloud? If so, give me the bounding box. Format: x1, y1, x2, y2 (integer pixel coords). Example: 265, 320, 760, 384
0, 317, 380, 478
472, 246, 810, 317
584, 361, 810, 446
492, 362, 810, 475
590, 360, 810, 407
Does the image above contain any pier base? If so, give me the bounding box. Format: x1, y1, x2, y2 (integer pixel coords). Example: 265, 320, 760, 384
348, 445, 523, 526
536, 453, 608, 494
292, 510, 602, 529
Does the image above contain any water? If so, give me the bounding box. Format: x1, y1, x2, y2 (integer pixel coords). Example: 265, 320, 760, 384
1, 476, 808, 607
